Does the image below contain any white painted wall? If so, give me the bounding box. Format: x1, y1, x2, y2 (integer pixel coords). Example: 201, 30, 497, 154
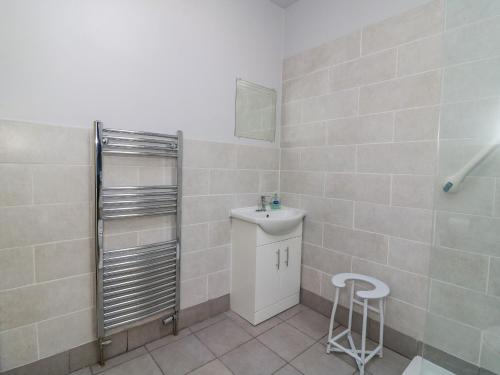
0, 0, 284, 144
284, 0, 431, 57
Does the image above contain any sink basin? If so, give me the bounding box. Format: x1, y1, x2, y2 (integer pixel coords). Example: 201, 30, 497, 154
230, 206, 306, 235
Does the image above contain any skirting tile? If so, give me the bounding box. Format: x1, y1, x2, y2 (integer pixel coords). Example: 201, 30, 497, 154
4, 294, 230, 375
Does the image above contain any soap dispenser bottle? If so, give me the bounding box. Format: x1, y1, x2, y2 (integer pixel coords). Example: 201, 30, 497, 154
270, 193, 281, 210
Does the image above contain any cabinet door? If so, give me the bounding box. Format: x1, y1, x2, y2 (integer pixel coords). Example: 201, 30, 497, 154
279, 236, 302, 299
255, 242, 281, 311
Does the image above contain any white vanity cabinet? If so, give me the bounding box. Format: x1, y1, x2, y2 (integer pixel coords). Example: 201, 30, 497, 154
230, 218, 303, 325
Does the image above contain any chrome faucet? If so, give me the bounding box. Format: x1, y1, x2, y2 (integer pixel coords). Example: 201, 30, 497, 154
256, 195, 270, 212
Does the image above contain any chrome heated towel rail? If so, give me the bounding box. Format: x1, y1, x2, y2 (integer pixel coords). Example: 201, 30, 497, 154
94, 122, 182, 365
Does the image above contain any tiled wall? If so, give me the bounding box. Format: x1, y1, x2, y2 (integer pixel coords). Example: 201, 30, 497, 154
0, 119, 279, 372
281, 0, 500, 371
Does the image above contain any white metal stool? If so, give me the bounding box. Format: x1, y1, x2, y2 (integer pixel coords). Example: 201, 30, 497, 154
326, 273, 390, 375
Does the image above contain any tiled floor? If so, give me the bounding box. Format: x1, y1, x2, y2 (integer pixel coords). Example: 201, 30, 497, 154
72, 305, 410, 375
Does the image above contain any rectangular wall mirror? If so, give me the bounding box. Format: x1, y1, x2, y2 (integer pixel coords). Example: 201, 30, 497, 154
235, 79, 277, 142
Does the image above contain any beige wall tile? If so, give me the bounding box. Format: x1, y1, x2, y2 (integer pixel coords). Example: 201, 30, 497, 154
430, 246, 489, 292
352, 258, 429, 308
0, 325, 38, 372
385, 298, 426, 340
180, 277, 208, 309
361, 0, 444, 55
281, 123, 326, 148
182, 195, 234, 225
181, 246, 230, 281
235, 170, 260, 194
436, 211, 500, 257
280, 193, 301, 209
103, 215, 173, 237
259, 171, 279, 193
138, 226, 175, 244
302, 31, 361, 73
0, 247, 34, 290
440, 98, 500, 140
488, 257, 500, 297
302, 243, 351, 276
0, 120, 91, 164
299, 146, 356, 173
0, 203, 91, 249
103, 154, 167, 168
209, 170, 260, 194
430, 280, 500, 329
355, 202, 433, 243
303, 219, 323, 246
284, 70, 329, 102
183, 168, 209, 196
323, 224, 388, 264
388, 238, 430, 275
445, 16, 500, 65
280, 149, 300, 171
102, 165, 138, 187
394, 107, 440, 141
327, 113, 394, 145
302, 88, 358, 123
184, 140, 237, 169
325, 173, 391, 204
234, 193, 260, 208
359, 71, 442, 114
0, 165, 32, 207
34, 165, 91, 204
446, 0, 500, 30
208, 220, 231, 248
280, 171, 325, 196
443, 58, 500, 103
391, 175, 434, 209
356, 141, 437, 175
208, 269, 230, 300
35, 238, 94, 282
301, 266, 321, 295
37, 308, 95, 359
282, 101, 302, 126
0, 273, 93, 331
138, 166, 174, 186
435, 176, 495, 216
330, 49, 397, 91
300, 195, 353, 227
236, 145, 279, 170
182, 223, 209, 253
397, 34, 443, 76
103, 232, 138, 250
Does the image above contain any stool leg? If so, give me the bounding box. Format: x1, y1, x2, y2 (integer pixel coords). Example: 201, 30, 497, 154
360, 299, 368, 375
347, 281, 355, 334
327, 288, 340, 354
379, 298, 385, 358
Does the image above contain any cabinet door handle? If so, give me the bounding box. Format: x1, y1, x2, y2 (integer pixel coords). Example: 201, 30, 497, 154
276, 249, 280, 270
285, 246, 289, 267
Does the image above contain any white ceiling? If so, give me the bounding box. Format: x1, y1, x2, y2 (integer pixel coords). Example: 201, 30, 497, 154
270, 0, 299, 9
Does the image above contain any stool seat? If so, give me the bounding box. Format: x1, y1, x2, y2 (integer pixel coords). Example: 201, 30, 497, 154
331, 273, 390, 300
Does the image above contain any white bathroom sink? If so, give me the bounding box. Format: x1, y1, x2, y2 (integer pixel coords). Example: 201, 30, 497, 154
230, 206, 306, 235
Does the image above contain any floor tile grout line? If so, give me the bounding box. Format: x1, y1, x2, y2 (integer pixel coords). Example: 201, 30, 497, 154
144, 327, 192, 353
147, 351, 167, 375
254, 323, 317, 365
191, 330, 222, 360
